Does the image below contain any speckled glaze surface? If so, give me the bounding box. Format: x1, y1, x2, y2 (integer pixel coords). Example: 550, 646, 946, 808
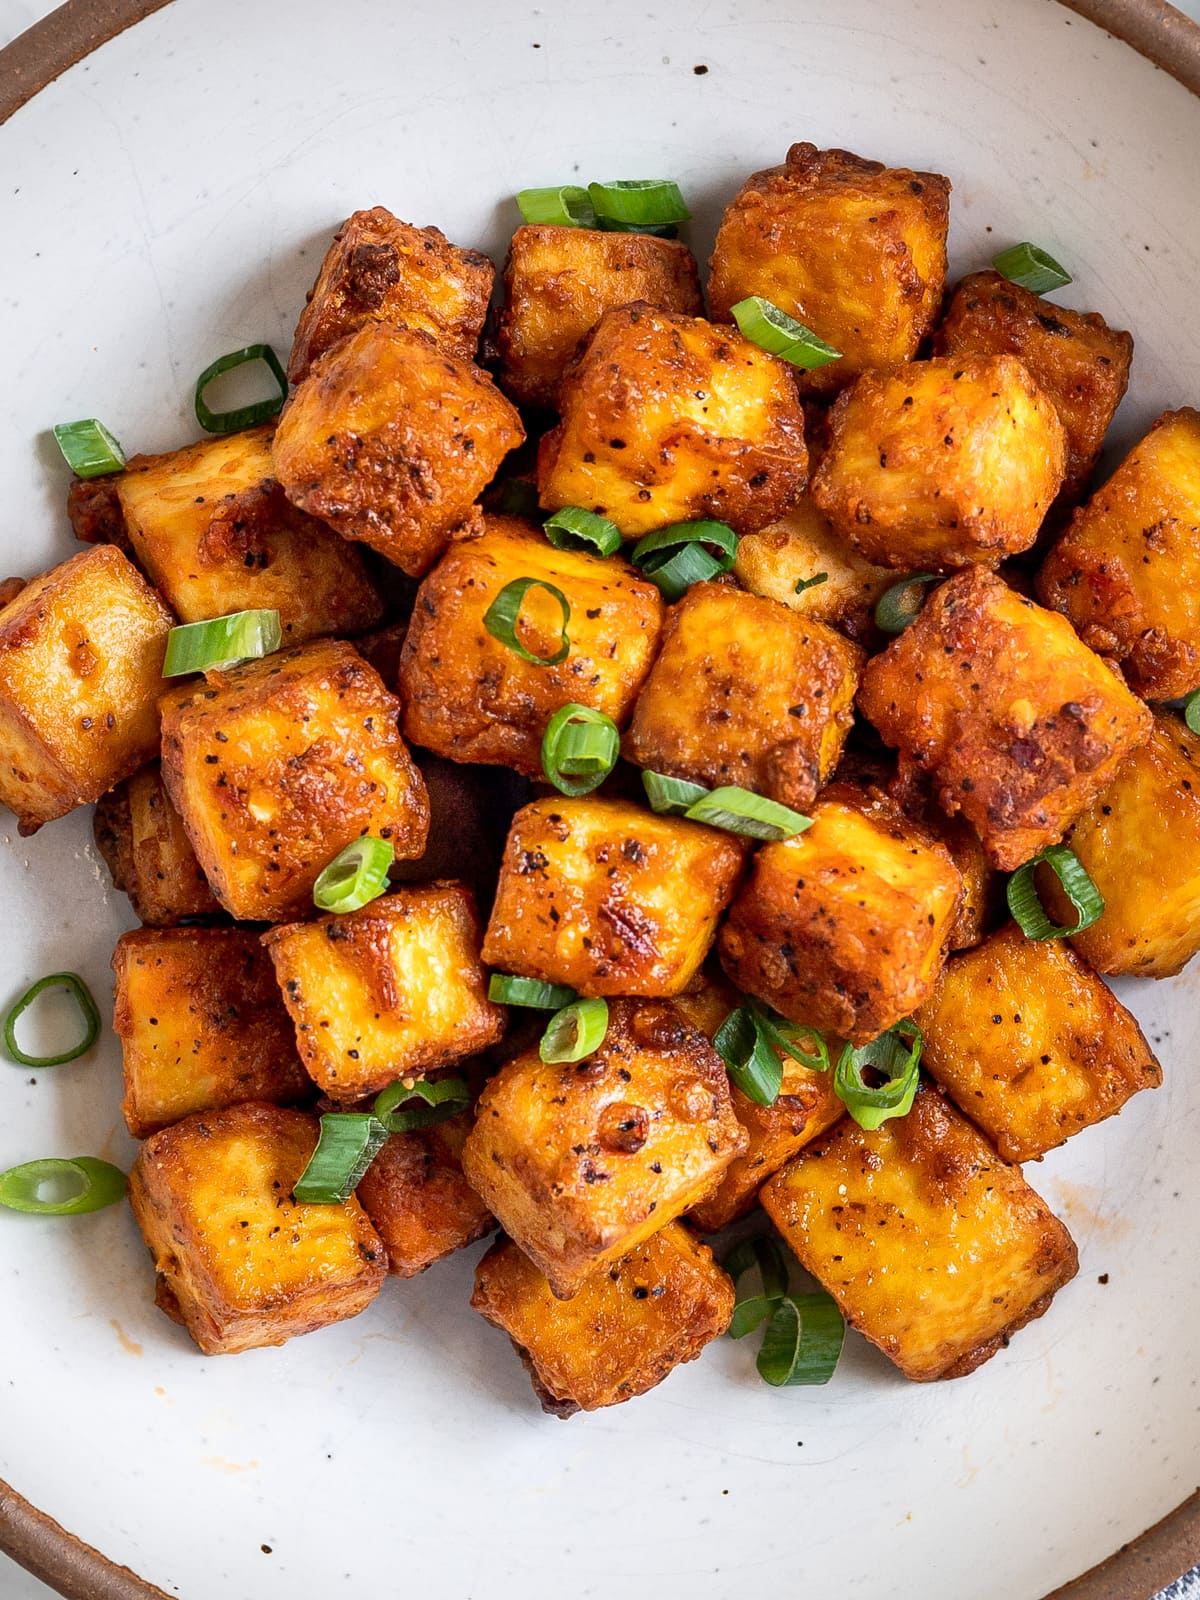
0, 2, 1198, 1598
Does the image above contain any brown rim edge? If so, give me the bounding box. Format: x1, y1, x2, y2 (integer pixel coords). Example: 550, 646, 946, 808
0, 0, 1197, 1596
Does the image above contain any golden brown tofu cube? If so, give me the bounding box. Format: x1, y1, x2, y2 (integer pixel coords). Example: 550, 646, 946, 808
810, 356, 1067, 571
537, 304, 809, 539
114, 427, 384, 642
623, 581, 862, 809
273, 322, 525, 576
354, 1114, 494, 1277
112, 927, 311, 1139
482, 796, 745, 998
461, 998, 746, 1297
858, 567, 1152, 870
1038, 710, 1200, 977
887, 765, 1000, 952
934, 271, 1132, 505
288, 206, 494, 382
471, 1223, 734, 1415
95, 763, 221, 927
1036, 409, 1200, 699
496, 225, 703, 410
719, 784, 960, 1045
261, 884, 505, 1102
707, 143, 951, 397
0, 545, 174, 834
398, 516, 663, 774
160, 638, 429, 921
761, 1083, 1079, 1380
129, 1102, 386, 1355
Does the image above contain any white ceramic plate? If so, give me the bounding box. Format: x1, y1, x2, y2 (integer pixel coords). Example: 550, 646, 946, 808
1, 2, 1199, 1596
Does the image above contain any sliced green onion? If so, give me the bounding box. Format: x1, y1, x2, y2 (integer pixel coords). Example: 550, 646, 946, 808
750, 1003, 829, 1072
1183, 689, 1200, 736
588, 180, 689, 236
488, 974, 578, 1009
730, 296, 842, 371
0, 1157, 126, 1217
541, 703, 620, 796
312, 836, 393, 914
52, 419, 126, 479
834, 1020, 922, 1132
641, 770, 710, 816
293, 1113, 388, 1203
728, 1293, 779, 1340
724, 1234, 789, 1303
543, 506, 622, 558
756, 1292, 845, 1386
483, 578, 571, 666
685, 786, 812, 842
539, 998, 609, 1064
4, 973, 100, 1068
794, 572, 829, 594
992, 242, 1072, 294
194, 343, 289, 434
874, 573, 939, 635
516, 186, 597, 228
715, 1006, 782, 1107
162, 608, 283, 676
631, 520, 738, 603
637, 542, 724, 599
1009, 844, 1104, 940
374, 1077, 470, 1134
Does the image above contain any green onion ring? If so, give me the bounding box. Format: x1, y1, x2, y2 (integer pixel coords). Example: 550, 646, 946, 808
714, 1006, 783, 1107
874, 574, 940, 635
52, 419, 126, 479
543, 506, 622, 557
1008, 844, 1104, 940
483, 578, 571, 666
834, 1020, 923, 1132
992, 242, 1072, 294
685, 785, 812, 842
488, 974, 578, 1010
293, 1113, 389, 1203
1183, 689, 1200, 736
0, 1157, 126, 1216
641, 770, 710, 816
312, 836, 393, 914
194, 343, 289, 434
539, 998, 609, 1064
730, 296, 842, 371
541, 703, 620, 796
516, 186, 597, 228
587, 179, 689, 229
162, 609, 283, 677
4, 973, 100, 1067
374, 1077, 470, 1134
756, 1292, 846, 1386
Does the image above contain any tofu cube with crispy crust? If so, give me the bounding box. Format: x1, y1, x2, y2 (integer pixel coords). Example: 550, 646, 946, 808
0, 545, 174, 834
471, 1223, 735, 1415
112, 427, 384, 643
934, 271, 1133, 505
810, 356, 1067, 570
707, 143, 951, 397
354, 1114, 494, 1278
761, 1082, 1079, 1381
496, 225, 703, 410
857, 567, 1152, 870
482, 796, 746, 998
1036, 409, 1200, 699
622, 581, 863, 810
537, 304, 809, 539
398, 516, 664, 775
159, 638, 429, 922
886, 764, 1001, 952
718, 784, 961, 1045
129, 1103, 387, 1355
288, 207, 494, 382
112, 927, 311, 1139
461, 998, 746, 1297
94, 764, 222, 926
272, 322, 524, 576
261, 885, 505, 1102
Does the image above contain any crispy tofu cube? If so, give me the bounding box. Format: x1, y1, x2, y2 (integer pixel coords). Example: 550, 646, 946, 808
707, 143, 951, 397
159, 639, 429, 921
1038, 710, 1200, 977
887, 765, 1000, 952
934, 271, 1132, 504
471, 1223, 734, 1415
261, 885, 505, 1101
496, 225, 703, 409
354, 1113, 494, 1277
398, 516, 664, 774
913, 923, 1160, 1163
718, 784, 961, 1045
113, 427, 384, 642
67, 473, 130, 553
857, 567, 1152, 870
1036, 409, 1200, 699
537, 304, 809, 539
0, 545, 174, 834
461, 998, 746, 1297
761, 1082, 1079, 1380
668, 963, 741, 1041
389, 750, 528, 914
129, 1102, 386, 1354
287, 206, 494, 381
482, 796, 745, 998
272, 322, 524, 576
622, 581, 862, 809
95, 763, 221, 926
112, 927, 311, 1139
810, 356, 1067, 570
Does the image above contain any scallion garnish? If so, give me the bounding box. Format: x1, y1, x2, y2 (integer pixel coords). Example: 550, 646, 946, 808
794, 572, 829, 594
750, 1002, 829, 1072
714, 1006, 782, 1106
641, 770, 710, 815
293, 1114, 389, 1204
730, 296, 842, 371
483, 578, 571, 666
588, 179, 689, 237
374, 1077, 470, 1133
516, 185, 598, 228
539, 997, 609, 1064
3, 973, 100, 1068
874, 574, 939, 635
541, 703, 620, 796
543, 506, 622, 557
834, 1020, 922, 1131
1007, 844, 1104, 940
724, 1234, 790, 1303
312, 836, 393, 914
194, 343, 289, 434
488, 974, 578, 1010
630, 520, 738, 603
52, 419, 126, 479
684, 786, 812, 842
724, 1233, 845, 1386
1184, 689, 1200, 736
162, 608, 283, 677
992, 242, 1072, 294
0, 1157, 126, 1217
